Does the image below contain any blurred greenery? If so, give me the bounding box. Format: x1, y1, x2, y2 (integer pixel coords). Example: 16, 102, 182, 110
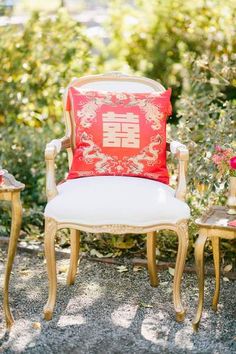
173, 55, 236, 261
13, 0, 86, 15
0, 2, 235, 261
0, 9, 93, 237
105, 0, 236, 121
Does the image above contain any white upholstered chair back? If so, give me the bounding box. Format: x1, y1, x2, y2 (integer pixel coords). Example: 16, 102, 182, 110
67, 72, 165, 92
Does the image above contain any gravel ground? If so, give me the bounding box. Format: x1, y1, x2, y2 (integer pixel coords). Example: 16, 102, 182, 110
0, 250, 235, 354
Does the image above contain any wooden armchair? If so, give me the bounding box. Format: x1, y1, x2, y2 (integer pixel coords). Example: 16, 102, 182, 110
43, 72, 190, 321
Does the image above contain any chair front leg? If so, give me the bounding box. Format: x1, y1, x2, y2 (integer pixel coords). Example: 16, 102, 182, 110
44, 217, 58, 321
67, 229, 80, 286
146, 232, 158, 287
173, 221, 189, 322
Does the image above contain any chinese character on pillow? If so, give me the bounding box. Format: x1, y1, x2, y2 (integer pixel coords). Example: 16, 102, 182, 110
66, 87, 172, 184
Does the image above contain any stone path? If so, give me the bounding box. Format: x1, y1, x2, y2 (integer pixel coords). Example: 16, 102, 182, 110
0, 251, 235, 353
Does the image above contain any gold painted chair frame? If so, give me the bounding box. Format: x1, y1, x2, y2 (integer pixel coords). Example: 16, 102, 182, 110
44, 72, 189, 322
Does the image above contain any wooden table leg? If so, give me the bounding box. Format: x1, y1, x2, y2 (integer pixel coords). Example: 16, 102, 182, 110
3, 192, 22, 329
192, 233, 207, 331
211, 237, 220, 311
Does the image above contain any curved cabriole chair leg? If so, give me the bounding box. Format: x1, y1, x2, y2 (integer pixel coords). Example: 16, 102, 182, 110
43, 217, 58, 321
173, 221, 189, 322
146, 232, 158, 287
67, 229, 80, 286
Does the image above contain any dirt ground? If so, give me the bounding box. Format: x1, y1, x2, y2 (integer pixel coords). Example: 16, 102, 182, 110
0, 250, 235, 353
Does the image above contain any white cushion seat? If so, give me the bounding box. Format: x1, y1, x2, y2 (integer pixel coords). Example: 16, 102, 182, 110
44, 176, 190, 226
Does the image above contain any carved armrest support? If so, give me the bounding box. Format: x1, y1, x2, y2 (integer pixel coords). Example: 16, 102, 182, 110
169, 141, 189, 201
45, 136, 71, 201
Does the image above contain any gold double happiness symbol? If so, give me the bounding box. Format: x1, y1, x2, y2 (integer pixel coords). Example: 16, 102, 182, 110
102, 111, 140, 148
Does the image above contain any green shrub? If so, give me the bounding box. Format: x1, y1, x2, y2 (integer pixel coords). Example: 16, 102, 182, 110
0, 124, 69, 236
174, 56, 235, 201
0, 10, 93, 235
106, 0, 236, 119
0, 9, 92, 128
171, 55, 236, 259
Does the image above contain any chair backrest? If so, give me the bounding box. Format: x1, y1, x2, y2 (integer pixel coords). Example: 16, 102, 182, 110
63, 72, 166, 167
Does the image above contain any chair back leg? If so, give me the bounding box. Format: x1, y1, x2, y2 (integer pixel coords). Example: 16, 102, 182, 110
146, 232, 158, 287
67, 229, 80, 286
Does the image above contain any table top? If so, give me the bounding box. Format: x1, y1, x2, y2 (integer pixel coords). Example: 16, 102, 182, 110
196, 206, 236, 232
0, 170, 25, 192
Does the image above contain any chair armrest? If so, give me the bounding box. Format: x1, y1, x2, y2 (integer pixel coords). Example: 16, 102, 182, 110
45, 136, 71, 201
169, 141, 189, 201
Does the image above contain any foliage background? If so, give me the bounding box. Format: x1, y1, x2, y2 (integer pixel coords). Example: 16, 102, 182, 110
0, 0, 235, 261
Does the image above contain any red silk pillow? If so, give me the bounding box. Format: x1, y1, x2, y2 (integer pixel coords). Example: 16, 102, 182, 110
66, 87, 172, 184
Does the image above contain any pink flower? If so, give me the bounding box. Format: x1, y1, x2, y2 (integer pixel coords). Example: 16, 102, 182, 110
230, 156, 236, 170
222, 148, 233, 157
0, 170, 4, 185
212, 146, 235, 176
215, 145, 223, 152
212, 154, 223, 165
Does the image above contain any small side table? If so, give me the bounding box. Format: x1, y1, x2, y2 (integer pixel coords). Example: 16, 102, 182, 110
192, 206, 236, 330
0, 170, 25, 329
